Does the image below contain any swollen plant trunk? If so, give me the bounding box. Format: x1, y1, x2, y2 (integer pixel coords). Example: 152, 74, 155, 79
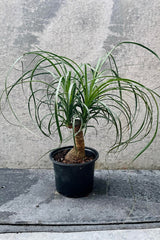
65, 120, 85, 163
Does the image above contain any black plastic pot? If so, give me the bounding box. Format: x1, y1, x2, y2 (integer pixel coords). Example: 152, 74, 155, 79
50, 146, 99, 198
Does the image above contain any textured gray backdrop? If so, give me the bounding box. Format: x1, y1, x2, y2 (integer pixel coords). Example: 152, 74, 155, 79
0, 0, 160, 169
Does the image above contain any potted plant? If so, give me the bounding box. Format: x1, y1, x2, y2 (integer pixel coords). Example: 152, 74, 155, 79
1, 42, 160, 197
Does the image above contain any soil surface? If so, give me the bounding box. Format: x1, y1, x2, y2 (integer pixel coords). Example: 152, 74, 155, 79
53, 149, 94, 164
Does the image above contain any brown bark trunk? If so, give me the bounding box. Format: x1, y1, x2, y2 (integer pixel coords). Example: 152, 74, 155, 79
65, 121, 85, 163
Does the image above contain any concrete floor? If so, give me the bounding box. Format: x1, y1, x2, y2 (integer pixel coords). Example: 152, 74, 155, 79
0, 229, 160, 240
0, 169, 160, 235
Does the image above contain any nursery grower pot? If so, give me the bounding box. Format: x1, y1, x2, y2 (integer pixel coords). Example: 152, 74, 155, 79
50, 146, 99, 197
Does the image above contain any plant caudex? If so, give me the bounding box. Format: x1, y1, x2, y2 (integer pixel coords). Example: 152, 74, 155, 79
1, 42, 160, 163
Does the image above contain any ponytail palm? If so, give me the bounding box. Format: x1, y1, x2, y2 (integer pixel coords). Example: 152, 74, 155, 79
1, 42, 160, 163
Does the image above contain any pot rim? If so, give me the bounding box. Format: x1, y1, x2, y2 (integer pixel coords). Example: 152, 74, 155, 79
49, 146, 99, 167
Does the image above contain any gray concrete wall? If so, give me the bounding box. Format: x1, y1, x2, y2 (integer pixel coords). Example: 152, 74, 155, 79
0, 0, 160, 169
